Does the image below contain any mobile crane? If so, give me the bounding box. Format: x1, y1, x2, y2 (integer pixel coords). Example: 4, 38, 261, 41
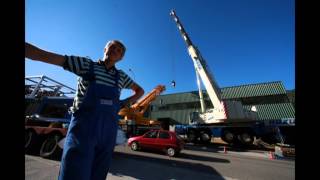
118, 85, 166, 137
170, 10, 261, 145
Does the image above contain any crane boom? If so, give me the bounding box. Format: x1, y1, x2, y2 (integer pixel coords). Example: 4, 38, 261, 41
131, 85, 166, 115
118, 85, 165, 126
170, 10, 257, 123
170, 10, 225, 115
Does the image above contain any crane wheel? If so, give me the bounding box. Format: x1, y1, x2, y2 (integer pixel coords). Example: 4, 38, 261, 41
239, 132, 254, 145
25, 130, 34, 149
40, 134, 62, 159
221, 130, 235, 144
200, 131, 212, 144
187, 129, 197, 142
25, 130, 42, 155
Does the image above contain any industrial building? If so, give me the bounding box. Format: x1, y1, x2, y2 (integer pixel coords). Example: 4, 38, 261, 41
147, 81, 295, 144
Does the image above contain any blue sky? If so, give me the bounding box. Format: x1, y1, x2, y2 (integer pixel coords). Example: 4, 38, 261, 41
25, 0, 295, 99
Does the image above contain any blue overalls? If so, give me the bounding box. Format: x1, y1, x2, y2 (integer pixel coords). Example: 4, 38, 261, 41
59, 61, 120, 180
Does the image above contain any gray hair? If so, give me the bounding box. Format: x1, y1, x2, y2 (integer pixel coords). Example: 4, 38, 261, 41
104, 40, 126, 55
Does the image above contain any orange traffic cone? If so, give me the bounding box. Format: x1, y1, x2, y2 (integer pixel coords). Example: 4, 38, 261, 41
269, 151, 275, 160
223, 146, 227, 154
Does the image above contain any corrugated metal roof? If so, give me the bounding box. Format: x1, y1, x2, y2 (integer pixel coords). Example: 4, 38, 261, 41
221, 81, 286, 99
244, 103, 295, 120
149, 81, 294, 124
153, 91, 200, 105
155, 81, 288, 105
150, 103, 295, 125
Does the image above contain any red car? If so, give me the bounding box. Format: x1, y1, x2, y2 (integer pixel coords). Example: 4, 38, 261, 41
127, 129, 185, 157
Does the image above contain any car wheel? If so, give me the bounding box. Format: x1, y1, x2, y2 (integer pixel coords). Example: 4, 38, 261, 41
131, 142, 139, 151
167, 147, 176, 157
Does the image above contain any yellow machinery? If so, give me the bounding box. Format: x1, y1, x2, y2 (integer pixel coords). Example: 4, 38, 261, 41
118, 85, 165, 135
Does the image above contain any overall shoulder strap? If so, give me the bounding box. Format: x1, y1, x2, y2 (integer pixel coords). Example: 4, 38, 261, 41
82, 60, 95, 81
114, 67, 120, 86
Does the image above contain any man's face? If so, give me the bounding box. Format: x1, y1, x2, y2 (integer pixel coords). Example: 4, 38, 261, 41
104, 43, 125, 65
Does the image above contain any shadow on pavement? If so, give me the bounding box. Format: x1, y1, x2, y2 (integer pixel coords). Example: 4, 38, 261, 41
110, 151, 227, 180
185, 143, 269, 153
177, 152, 230, 163
125, 147, 230, 163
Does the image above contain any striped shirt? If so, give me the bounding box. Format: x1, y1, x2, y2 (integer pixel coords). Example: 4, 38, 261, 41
63, 55, 135, 113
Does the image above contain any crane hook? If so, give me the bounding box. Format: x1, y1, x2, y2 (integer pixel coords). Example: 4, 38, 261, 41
171, 80, 176, 87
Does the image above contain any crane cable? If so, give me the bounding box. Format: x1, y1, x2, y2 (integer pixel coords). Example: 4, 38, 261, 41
170, 20, 176, 88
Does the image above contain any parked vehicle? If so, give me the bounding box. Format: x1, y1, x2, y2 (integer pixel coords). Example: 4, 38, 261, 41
127, 130, 185, 157
25, 75, 75, 159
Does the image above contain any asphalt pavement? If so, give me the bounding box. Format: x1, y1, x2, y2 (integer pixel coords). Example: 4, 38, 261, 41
25, 144, 294, 180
